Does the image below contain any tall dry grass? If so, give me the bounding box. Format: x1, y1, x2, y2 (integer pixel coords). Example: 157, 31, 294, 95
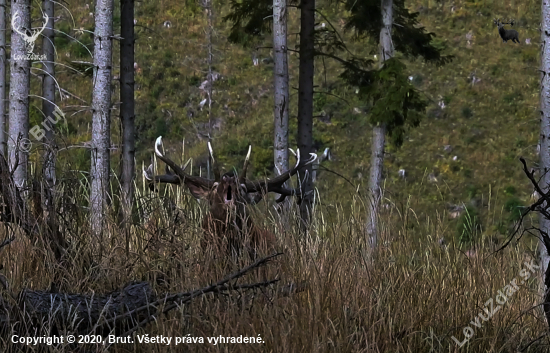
0, 176, 548, 352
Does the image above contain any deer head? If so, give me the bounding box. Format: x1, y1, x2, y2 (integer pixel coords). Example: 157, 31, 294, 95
144, 136, 317, 258
11, 11, 49, 54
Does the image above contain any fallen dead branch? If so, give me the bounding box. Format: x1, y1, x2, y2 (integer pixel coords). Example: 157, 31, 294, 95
1, 253, 284, 338
120, 252, 283, 336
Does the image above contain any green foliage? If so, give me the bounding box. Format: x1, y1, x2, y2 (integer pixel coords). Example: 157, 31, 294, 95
430, 37, 449, 52
69, 29, 94, 59
457, 206, 482, 245
503, 91, 523, 110
466, 184, 478, 198
136, 1, 159, 17
503, 185, 517, 195
461, 106, 473, 118
314, 92, 328, 110
222, 137, 251, 157
343, 0, 453, 65
188, 76, 201, 86
155, 119, 168, 138
412, 74, 424, 86
72, 148, 91, 172
356, 58, 427, 147
490, 64, 501, 76
251, 147, 274, 175
521, 46, 538, 64
55, 23, 72, 50
113, 15, 121, 28
224, 0, 273, 46
151, 86, 164, 100
504, 197, 524, 222
69, 61, 94, 78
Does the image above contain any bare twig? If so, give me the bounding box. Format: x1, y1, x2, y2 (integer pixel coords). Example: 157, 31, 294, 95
97, 253, 282, 336
495, 157, 546, 253
59, 87, 88, 104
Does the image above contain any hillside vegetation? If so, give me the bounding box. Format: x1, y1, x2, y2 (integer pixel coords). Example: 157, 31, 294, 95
42, 0, 540, 246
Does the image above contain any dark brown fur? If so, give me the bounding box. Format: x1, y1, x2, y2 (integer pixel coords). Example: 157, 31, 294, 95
198, 172, 276, 259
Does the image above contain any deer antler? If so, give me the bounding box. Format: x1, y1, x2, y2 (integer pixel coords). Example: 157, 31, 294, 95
144, 136, 214, 191
208, 141, 221, 180
241, 148, 317, 202
147, 136, 317, 203
239, 145, 252, 184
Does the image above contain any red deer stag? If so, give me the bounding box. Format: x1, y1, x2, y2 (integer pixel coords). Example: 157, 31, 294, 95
143, 136, 317, 260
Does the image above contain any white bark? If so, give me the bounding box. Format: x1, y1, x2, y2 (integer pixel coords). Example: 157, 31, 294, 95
366, 0, 394, 251
205, 0, 213, 180
539, 0, 550, 321
90, 0, 113, 239
0, 0, 6, 157
120, 0, 135, 239
273, 0, 289, 198
42, 0, 56, 204
8, 0, 31, 188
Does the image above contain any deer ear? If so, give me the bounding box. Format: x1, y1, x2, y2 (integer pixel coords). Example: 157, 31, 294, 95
185, 182, 214, 199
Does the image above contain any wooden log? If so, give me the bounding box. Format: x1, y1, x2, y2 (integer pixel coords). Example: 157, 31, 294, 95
19, 281, 156, 335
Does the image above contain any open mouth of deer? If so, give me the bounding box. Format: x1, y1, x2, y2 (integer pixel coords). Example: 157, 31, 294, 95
224, 185, 233, 205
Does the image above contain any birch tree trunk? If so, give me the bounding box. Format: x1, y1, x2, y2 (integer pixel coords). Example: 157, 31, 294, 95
0, 0, 6, 157
90, 0, 113, 241
8, 0, 31, 188
539, 0, 550, 326
120, 0, 135, 247
206, 0, 215, 180
42, 0, 55, 219
366, 0, 394, 252
297, 0, 315, 229
273, 0, 289, 204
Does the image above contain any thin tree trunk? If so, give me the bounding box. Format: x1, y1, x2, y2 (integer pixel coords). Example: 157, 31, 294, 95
297, 0, 315, 229
40, 0, 65, 260
120, 0, 135, 252
42, 0, 55, 188
273, 0, 289, 204
539, 0, 550, 328
90, 0, 114, 242
366, 0, 394, 252
42, 0, 55, 221
206, 0, 213, 180
366, 126, 385, 248
8, 0, 31, 188
0, 0, 6, 157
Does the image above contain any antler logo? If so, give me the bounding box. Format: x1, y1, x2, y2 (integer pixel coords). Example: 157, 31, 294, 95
11, 11, 49, 54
